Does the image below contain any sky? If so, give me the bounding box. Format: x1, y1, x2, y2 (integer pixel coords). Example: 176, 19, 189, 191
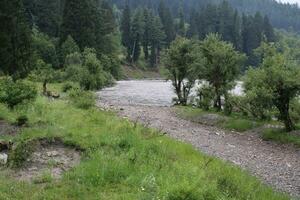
277, 0, 300, 4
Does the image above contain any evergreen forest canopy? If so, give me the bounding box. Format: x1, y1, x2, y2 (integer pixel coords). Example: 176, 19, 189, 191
112, 0, 300, 32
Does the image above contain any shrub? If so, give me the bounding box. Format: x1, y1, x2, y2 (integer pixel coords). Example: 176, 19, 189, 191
65, 48, 114, 90
0, 77, 37, 108
197, 84, 214, 111
68, 89, 96, 109
62, 82, 80, 93
16, 115, 29, 127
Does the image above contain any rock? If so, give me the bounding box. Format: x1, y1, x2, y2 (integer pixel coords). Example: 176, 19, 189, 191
0, 153, 8, 165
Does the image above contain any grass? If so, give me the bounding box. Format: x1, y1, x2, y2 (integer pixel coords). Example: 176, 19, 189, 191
0, 85, 291, 199
175, 106, 261, 132
262, 128, 300, 147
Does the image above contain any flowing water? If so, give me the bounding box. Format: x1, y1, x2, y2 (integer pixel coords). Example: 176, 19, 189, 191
98, 80, 243, 107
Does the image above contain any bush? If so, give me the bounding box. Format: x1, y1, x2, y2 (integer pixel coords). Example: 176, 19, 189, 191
62, 82, 80, 93
0, 77, 37, 108
16, 115, 29, 127
68, 89, 96, 109
290, 99, 300, 123
65, 48, 114, 90
197, 84, 214, 111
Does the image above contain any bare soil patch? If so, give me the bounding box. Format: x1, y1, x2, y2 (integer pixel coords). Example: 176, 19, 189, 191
12, 139, 81, 182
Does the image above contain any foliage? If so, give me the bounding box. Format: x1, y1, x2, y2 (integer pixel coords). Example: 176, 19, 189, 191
60, 35, 80, 64
32, 29, 59, 68
162, 37, 199, 105
200, 34, 245, 111
0, 0, 33, 79
29, 59, 56, 94
244, 43, 300, 131
68, 89, 96, 109
62, 82, 80, 93
0, 77, 37, 108
65, 48, 114, 90
196, 83, 215, 111
16, 115, 29, 127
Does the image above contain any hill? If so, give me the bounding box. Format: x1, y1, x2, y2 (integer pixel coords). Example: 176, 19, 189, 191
111, 0, 300, 32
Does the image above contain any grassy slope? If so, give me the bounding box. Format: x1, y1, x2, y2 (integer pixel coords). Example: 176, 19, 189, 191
0, 88, 290, 199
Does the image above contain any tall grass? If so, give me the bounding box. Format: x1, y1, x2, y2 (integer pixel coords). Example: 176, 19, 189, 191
0, 95, 290, 199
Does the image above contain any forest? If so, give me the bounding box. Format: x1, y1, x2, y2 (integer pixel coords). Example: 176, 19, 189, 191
0, 0, 300, 199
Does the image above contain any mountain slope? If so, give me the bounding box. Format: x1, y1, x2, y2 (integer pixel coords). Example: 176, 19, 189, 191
111, 0, 300, 32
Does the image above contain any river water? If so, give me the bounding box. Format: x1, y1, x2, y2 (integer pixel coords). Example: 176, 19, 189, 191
98, 80, 243, 107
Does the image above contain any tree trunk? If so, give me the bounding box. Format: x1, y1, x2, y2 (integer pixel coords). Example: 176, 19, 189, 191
214, 87, 222, 111
43, 80, 47, 95
279, 103, 295, 132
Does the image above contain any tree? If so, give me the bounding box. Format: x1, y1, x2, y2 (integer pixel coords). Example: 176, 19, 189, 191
200, 34, 245, 111
162, 37, 198, 105
61, 35, 80, 64
177, 0, 185, 36
131, 9, 145, 62
244, 44, 300, 132
120, 0, 132, 61
158, 0, 175, 45
32, 29, 59, 68
0, 0, 33, 79
149, 16, 165, 67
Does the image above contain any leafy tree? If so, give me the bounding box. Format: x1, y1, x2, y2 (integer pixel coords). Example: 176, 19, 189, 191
244, 44, 300, 132
29, 59, 55, 94
65, 48, 113, 90
200, 34, 245, 111
60, 35, 80, 64
162, 37, 198, 105
32, 29, 59, 68
0, 0, 33, 79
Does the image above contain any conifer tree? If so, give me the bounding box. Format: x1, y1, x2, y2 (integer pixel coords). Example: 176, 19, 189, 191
0, 0, 33, 78
120, 0, 132, 61
158, 0, 175, 45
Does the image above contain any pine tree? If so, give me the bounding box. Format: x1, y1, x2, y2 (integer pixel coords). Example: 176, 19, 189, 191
120, 1, 132, 61
0, 0, 33, 78
177, 0, 185, 36
158, 0, 175, 45
263, 16, 276, 42
149, 16, 165, 67
131, 9, 145, 62
60, 0, 97, 51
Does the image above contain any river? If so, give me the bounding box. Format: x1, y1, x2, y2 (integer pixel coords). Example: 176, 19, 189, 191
98, 80, 243, 107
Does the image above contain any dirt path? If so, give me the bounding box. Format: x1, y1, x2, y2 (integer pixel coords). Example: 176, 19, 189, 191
97, 80, 300, 198
99, 102, 300, 198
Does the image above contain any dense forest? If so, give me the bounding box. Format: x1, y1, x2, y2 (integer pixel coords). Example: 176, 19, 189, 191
112, 0, 300, 32
120, 0, 276, 67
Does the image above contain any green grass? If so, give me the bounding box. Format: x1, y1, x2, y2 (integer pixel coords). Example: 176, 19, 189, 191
175, 106, 261, 132
0, 89, 290, 199
262, 128, 300, 147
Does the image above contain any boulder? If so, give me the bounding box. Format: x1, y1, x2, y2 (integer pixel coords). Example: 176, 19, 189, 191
0, 153, 8, 165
